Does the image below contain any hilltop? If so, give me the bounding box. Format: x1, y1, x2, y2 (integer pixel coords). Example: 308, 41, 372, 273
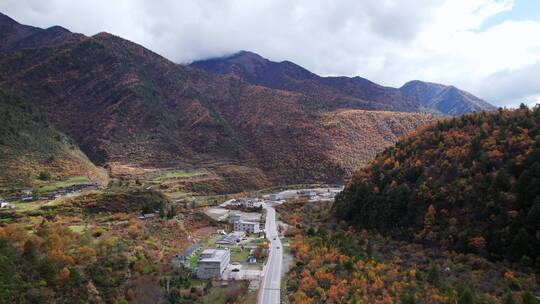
334, 106, 540, 265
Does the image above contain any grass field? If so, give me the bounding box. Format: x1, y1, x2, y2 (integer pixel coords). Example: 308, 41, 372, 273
230, 247, 250, 263
36, 176, 91, 193
68, 225, 86, 234
153, 170, 205, 181
204, 234, 221, 247
201, 281, 249, 304
189, 252, 202, 269
12, 200, 49, 211
163, 171, 198, 178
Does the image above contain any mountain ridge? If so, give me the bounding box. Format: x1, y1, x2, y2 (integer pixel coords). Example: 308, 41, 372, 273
0, 13, 438, 189
191, 51, 496, 115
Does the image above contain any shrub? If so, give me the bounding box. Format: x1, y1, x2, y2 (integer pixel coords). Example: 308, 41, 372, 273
37, 171, 51, 181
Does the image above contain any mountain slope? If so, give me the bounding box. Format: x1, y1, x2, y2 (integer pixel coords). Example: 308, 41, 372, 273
334, 106, 540, 265
0, 12, 83, 51
0, 32, 338, 184
400, 80, 495, 115
191, 51, 496, 115
0, 88, 105, 188
0, 13, 437, 187
320, 110, 436, 176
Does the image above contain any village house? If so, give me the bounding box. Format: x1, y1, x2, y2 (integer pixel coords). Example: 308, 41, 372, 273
0, 199, 13, 209
234, 220, 260, 234
215, 232, 245, 245
230, 212, 261, 234
238, 197, 258, 208
21, 189, 33, 201
196, 249, 230, 279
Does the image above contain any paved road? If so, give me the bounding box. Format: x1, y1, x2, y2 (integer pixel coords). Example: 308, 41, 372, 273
258, 204, 282, 304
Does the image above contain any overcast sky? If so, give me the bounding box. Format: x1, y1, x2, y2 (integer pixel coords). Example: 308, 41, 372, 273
1, 0, 540, 107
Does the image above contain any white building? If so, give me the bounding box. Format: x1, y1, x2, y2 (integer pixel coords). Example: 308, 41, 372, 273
230, 213, 241, 224
320, 192, 336, 199
239, 198, 258, 208
0, 200, 13, 209
230, 212, 260, 234
234, 220, 260, 234
196, 249, 230, 279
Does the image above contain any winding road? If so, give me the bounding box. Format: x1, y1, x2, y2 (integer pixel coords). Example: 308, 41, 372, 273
258, 204, 282, 304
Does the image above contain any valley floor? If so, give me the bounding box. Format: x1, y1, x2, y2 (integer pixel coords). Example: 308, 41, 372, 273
0, 177, 341, 303
2, 175, 538, 304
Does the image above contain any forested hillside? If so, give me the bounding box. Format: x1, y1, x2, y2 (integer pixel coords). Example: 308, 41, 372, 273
0, 88, 105, 188
0, 13, 437, 187
334, 106, 540, 266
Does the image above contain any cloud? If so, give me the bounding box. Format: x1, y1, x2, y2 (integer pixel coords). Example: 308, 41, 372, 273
476, 62, 540, 107
0, 0, 539, 107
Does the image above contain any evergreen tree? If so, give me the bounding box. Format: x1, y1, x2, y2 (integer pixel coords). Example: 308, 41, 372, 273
509, 229, 530, 261
522, 291, 540, 304
526, 202, 540, 230
503, 293, 517, 304
427, 264, 441, 288
493, 169, 511, 191
366, 239, 373, 259
401, 292, 416, 304
458, 288, 475, 304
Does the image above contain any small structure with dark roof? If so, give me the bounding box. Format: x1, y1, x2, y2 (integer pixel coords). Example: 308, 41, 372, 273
176, 242, 202, 267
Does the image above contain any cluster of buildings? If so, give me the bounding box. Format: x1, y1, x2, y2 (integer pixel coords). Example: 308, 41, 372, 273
176, 188, 342, 281
176, 209, 264, 279
296, 189, 339, 201
15, 183, 100, 202
230, 197, 263, 209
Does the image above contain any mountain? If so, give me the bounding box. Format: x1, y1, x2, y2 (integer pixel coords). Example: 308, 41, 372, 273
0, 12, 83, 51
0, 87, 105, 188
334, 106, 540, 265
191, 51, 496, 115
0, 13, 437, 189
400, 80, 495, 115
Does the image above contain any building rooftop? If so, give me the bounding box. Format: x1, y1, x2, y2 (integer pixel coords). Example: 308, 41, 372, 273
216, 234, 240, 244
200, 249, 229, 262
